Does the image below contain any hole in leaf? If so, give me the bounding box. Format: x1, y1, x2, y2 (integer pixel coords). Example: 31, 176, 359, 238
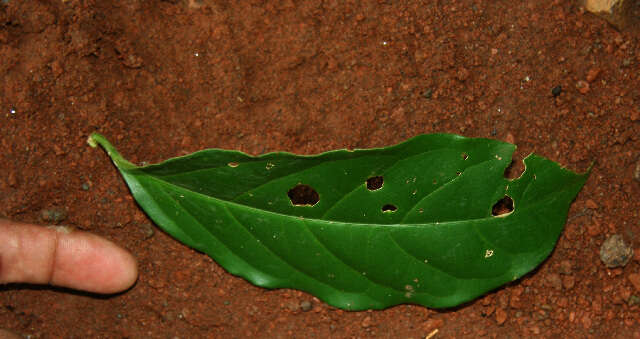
461, 152, 468, 160
456, 171, 462, 176
227, 162, 239, 167
287, 184, 319, 206
504, 152, 525, 179
366, 176, 384, 190
382, 204, 397, 212
491, 195, 514, 216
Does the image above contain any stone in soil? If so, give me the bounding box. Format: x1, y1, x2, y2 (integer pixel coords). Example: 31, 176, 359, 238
600, 234, 633, 268
576, 80, 590, 94
585, 199, 598, 209
40, 207, 67, 223
586, 68, 601, 83
546, 273, 563, 291
141, 223, 155, 239
300, 300, 312, 312
580, 0, 634, 29
559, 260, 573, 274
495, 308, 507, 325
628, 274, 640, 292
361, 316, 372, 328
563, 275, 576, 290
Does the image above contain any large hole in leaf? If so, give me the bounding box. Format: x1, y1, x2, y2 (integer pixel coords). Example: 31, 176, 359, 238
287, 184, 319, 206
382, 204, 397, 213
491, 195, 514, 216
366, 176, 384, 190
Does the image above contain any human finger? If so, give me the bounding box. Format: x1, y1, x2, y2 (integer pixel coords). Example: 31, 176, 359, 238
0, 219, 138, 294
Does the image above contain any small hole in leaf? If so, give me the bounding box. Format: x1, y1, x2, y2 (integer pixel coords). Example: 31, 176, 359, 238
288, 184, 319, 206
456, 171, 462, 176
491, 195, 514, 216
382, 204, 397, 212
227, 162, 239, 168
461, 153, 468, 160
504, 153, 525, 179
366, 176, 384, 190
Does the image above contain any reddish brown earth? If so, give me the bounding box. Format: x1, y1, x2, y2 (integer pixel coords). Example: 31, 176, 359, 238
1, 0, 640, 337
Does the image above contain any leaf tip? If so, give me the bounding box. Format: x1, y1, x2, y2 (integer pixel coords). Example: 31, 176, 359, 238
87, 132, 137, 170
87, 133, 99, 148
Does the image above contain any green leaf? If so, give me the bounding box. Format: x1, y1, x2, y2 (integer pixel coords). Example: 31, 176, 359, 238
89, 133, 588, 310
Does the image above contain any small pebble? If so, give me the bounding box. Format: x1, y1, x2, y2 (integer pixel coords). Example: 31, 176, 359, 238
559, 260, 573, 274
286, 302, 299, 312
546, 273, 563, 290
586, 68, 601, 83
628, 295, 640, 306
40, 208, 67, 223
581, 315, 592, 329
81, 182, 90, 191
585, 199, 598, 209
456, 67, 470, 82
495, 308, 507, 325
505, 132, 515, 144
361, 315, 372, 328
141, 223, 155, 239
600, 234, 633, 268
551, 85, 562, 97
8, 172, 17, 187
562, 275, 576, 290
300, 300, 312, 312
576, 80, 590, 94
628, 273, 640, 292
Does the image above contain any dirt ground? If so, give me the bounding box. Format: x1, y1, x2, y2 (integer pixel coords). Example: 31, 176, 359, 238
1, 0, 640, 337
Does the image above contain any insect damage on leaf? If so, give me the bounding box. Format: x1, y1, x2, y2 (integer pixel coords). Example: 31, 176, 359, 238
491, 195, 514, 217
381, 204, 398, 212
287, 184, 319, 206
366, 176, 384, 190
89, 132, 589, 310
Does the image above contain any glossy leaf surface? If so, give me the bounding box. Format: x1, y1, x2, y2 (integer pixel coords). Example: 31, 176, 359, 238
89, 133, 588, 310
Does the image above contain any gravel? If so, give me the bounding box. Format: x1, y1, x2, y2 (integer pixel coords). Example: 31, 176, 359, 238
600, 234, 633, 268
300, 300, 312, 312
40, 207, 67, 223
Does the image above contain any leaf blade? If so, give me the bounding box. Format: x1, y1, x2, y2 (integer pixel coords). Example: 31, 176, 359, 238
89, 132, 588, 310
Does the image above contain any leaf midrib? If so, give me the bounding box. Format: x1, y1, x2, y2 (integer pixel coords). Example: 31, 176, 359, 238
139, 167, 575, 229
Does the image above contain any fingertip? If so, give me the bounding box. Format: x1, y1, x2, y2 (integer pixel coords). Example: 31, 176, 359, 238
106, 240, 139, 294
51, 228, 139, 294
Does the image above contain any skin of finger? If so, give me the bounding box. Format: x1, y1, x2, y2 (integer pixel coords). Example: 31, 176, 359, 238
52, 227, 138, 293
0, 219, 138, 294
0, 219, 57, 285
